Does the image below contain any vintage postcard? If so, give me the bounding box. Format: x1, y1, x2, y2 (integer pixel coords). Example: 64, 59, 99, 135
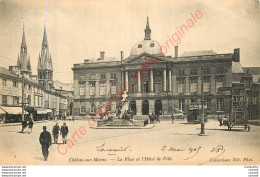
0, 0, 259, 166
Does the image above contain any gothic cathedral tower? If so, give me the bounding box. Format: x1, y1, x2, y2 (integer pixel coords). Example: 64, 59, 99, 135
37, 25, 53, 89
17, 25, 32, 75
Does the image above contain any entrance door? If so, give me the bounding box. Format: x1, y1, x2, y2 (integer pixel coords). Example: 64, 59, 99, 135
155, 100, 162, 115
142, 100, 149, 115
129, 101, 136, 115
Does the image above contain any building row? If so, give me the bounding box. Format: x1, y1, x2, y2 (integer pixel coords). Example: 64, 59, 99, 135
0, 26, 73, 123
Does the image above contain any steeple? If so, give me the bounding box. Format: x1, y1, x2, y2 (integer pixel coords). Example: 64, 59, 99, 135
37, 24, 53, 87
21, 23, 27, 53
144, 16, 151, 40
18, 24, 31, 74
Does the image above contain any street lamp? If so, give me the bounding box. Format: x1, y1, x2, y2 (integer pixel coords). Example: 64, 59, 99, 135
199, 65, 206, 136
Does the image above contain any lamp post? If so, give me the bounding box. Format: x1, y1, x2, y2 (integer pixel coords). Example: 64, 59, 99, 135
21, 73, 25, 122
199, 65, 206, 136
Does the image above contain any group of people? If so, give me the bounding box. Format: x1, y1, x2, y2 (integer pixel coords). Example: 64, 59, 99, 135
21, 118, 34, 133
39, 122, 69, 161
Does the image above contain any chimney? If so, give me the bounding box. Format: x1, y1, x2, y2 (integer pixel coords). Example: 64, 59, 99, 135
233, 48, 240, 62
175, 46, 178, 58
120, 51, 124, 61
100, 51, 105, 60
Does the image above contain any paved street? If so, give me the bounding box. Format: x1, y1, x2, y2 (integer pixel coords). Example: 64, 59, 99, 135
0, 118, 259, 165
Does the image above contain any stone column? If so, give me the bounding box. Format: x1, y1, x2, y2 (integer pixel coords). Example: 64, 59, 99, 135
150, 70, 154, 92
169, 69, 172, 92
125, 71, 128, 92
138, 70, 141, 93
163, 69, 167, 92
121, 71, 125, 90
149, 100, 155, 114
136, 100, 142, 115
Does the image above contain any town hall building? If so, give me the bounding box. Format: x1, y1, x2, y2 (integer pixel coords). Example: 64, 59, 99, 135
72, 17, 259, 119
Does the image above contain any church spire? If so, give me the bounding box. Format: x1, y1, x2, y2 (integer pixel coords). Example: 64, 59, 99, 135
144, 16, 151, 40
21, 23, 27, 52
18, 24, 31, 74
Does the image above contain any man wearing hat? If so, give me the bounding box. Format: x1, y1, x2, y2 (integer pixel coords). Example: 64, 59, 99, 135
60, 122, 69, 144
39, 126, 52, 161
52, 122, 60, 144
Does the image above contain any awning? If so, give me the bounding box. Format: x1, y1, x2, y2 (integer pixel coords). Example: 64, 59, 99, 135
47, 109, 52, 113
0, 107, 6, 114
0, 106, 29, 114
36, 108, 52, 114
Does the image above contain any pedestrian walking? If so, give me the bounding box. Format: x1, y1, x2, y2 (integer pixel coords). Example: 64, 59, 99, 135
21, 120, 27, 133
39, 126, 52, 161
28, 118, 34, 133
52, 123, 60, 144
171, 113, 175, 124
60, 122, 69, 144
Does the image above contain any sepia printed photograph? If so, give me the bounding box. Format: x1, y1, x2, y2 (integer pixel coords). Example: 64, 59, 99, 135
0, 0, 259, 167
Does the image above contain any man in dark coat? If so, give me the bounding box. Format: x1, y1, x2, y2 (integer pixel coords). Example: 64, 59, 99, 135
52, 123, 60, 144
60, 122, 69, 144
21, 120, 27, 133
28, 119, 34, 133
39, 126, 52, 161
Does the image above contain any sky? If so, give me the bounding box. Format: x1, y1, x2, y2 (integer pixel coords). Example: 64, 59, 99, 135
0, 0, 259, 83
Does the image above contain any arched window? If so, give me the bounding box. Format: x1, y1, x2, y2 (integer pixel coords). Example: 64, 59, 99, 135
138, 44, 142, 48
150, 43, 154, 47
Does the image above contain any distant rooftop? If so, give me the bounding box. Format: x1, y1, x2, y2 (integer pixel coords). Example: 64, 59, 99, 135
181, 50, 217, 57
84, 57, 119, 63
53, 80, 74, 92
0, 67, 17, 77
232, 62, 244, 74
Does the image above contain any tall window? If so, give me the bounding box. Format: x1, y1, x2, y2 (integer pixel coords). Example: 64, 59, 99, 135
143, 81, 149, 93
217, 98, 224, 111
90, 82, 96, 95
89, 74, 96, 80
216, 67, 224, 74
191, 69, 197, 75
178, 70, 185, 76
110, 82, 117, 94
101, 73, 106, 80
111, 73, 116, 79
178, 99, 185, 111
203, 68, 210, 75
2, 95, 7, 105
2, 79, 7, 86
27, 95, 31, 106
178, 79, 185, 93
79, 82, 86, 96
13, 96, 19, 105
131, 83, 137, 93
13, 81, 18, 87
90, 102, 96, 113
190, 78, 197, 93
216, 77, 224, 92
80, 105, 86, 114
100, 82, 106, 95
34, 95, 36, 106
203, 77, 210, 92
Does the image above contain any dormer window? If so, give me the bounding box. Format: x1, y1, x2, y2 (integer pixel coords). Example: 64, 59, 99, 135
150, 43, 154, 47
138, 44, 142, 48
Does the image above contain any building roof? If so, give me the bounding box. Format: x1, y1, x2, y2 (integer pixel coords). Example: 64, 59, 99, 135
130, 39, 162, 56
181, 50, 217, 57
53, 80, 74, 92
84, 57, 119, 63
232, 61, 244, 73
242, 67, 260, 74
0, 67, 18, 78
